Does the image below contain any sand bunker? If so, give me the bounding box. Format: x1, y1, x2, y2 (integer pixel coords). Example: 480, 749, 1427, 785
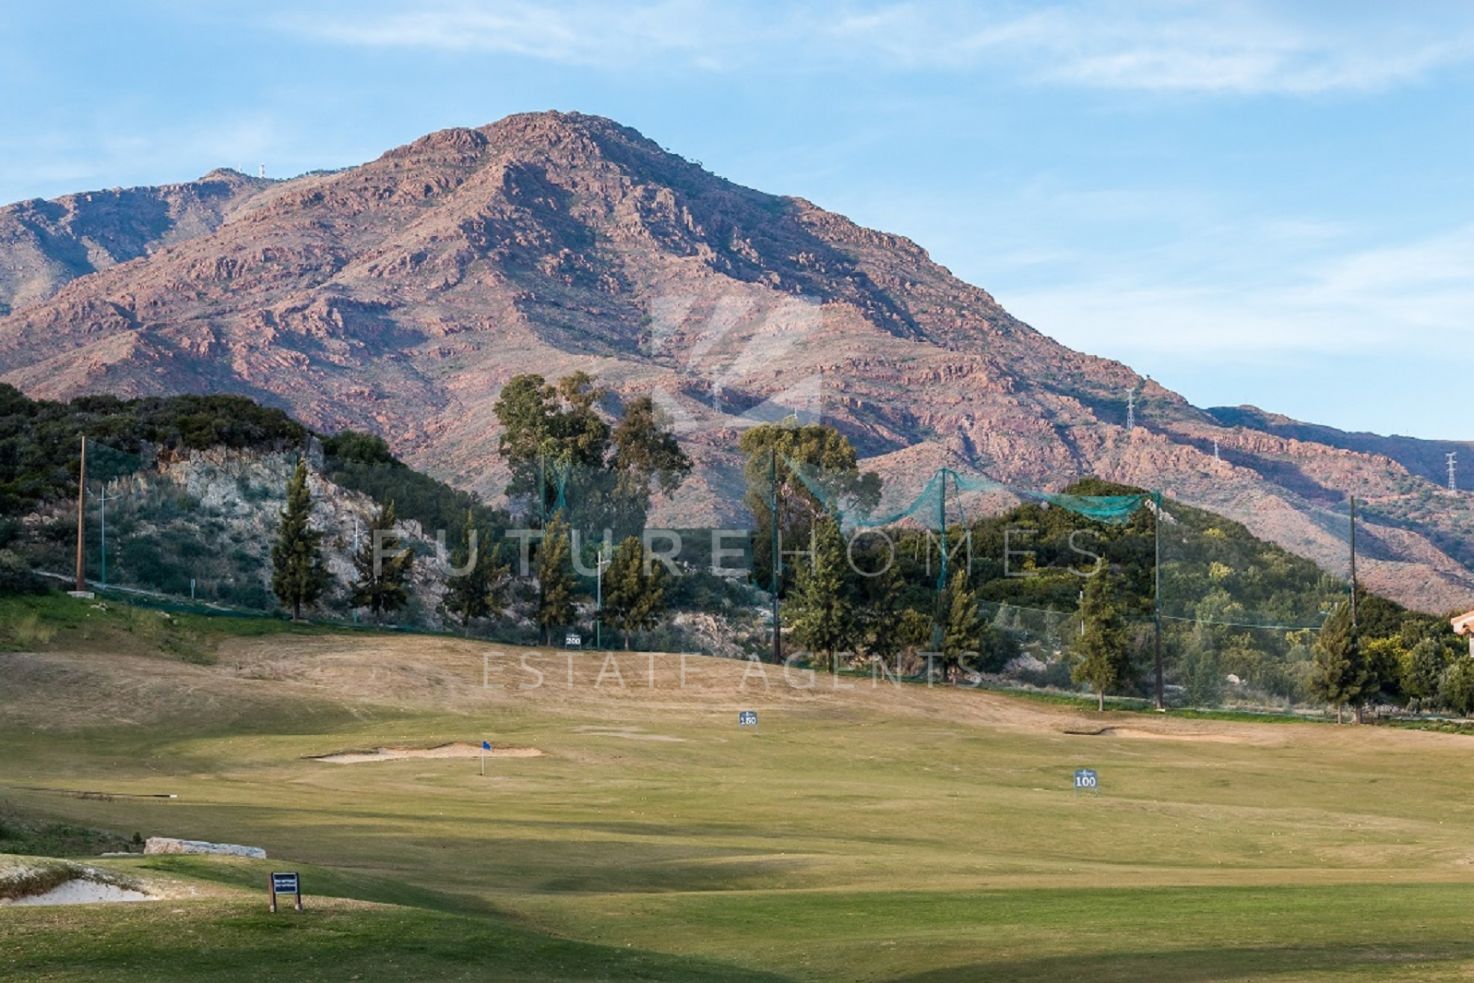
2, 879, 152, 906
308, 742, 544, 764
1063, 726, 1244, 744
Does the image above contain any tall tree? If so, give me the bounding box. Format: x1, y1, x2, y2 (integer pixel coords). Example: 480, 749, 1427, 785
940, 569, 981, 683
351, 500, 413, 623
739, 423, 879, 592
785, 516, 853, 673
1071, 569, 1133, 711
535, 514, 577, 644
608, 395, 691, 535
270, 460, 330, 620
1310, 595, 1374, 723
1400, 638, 1451, 711
855, 553, 909, 665
492, 372, 610, 522
602, 536, 667, 649
441, 510, 511, 636
1439, 658, 1474, 717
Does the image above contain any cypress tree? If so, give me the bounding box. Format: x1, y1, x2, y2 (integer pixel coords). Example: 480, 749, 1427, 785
536, 514, 577, 644
940, 569, 981, 683
786, 516, 852, 673
1311, 596, 1373, 723
442, 510, 510, 636
1071, 569, 1132, 711
351, 500, 413, 623
603, 536, 667, 649
270, 460, 330, 620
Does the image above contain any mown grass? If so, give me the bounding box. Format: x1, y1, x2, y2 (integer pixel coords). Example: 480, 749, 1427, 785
6, 608, 1474, 980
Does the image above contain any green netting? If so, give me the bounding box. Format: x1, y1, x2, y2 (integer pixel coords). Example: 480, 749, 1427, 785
1156, 493, 1351, 631
788, 461, 1150, 530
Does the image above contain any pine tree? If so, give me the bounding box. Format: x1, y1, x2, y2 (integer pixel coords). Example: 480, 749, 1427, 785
785, 516, 852, 673
603, 536, 667, 649
536, 514, 577, 644
270, 460, 330, 620
856, 557, 907, 664
941, 569, 981, 683
1310, 596, 1372, 723
1071, 569, 1132, 711
442, 510, 510, 636
351, 500, 413, 623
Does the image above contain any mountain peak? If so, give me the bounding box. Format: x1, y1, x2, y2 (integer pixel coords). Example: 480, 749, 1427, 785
0, 113, 1470, 612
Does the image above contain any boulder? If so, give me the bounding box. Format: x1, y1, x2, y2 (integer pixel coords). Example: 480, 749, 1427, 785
143, 837, 266, 859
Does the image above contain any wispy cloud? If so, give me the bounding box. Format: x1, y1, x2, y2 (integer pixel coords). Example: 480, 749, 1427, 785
0, 113, 292, 203
274, 0, 753, 69
276, 0, 1474, 95
1002, 222, 1474, 360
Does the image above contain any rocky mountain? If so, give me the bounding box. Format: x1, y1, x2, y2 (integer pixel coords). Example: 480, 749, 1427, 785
0, 168, 274, 316
0, 111, 1469, 613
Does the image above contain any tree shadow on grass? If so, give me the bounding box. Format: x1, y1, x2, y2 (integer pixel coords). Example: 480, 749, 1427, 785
1, 897, 798, 983
890, 942, 1474, 983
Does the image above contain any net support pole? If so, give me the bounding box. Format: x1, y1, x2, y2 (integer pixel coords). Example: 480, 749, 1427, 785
935, 471, 949, 651
1348, 494, 1358, 632
769, 449, 782, 665
75, 434, 87, 592
1152, 489, 1164, 710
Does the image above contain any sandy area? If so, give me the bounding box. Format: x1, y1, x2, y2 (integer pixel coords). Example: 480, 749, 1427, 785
308, 742, 544, 764
1, 878, 153, 906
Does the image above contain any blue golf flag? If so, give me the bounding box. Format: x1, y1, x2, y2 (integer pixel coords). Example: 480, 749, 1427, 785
482, 740, 492, 751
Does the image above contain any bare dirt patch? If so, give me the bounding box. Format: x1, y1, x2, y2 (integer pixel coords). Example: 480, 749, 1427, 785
573, 726, 686, 742
1062, 725, 1261, 745
307, 742, 544, 764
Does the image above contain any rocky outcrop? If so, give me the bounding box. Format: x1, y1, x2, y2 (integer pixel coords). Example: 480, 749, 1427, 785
143, 837, 266, 859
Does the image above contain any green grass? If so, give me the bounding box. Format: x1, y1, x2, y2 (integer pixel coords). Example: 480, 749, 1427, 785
0, 592, 347, 662
6, 610, 1474, 980
0, 809, 140, 857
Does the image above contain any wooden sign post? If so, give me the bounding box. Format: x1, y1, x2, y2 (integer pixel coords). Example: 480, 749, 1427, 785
269, 871, 303, 912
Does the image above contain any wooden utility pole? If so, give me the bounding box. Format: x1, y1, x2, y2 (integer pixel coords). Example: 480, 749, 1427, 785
769, 449, 782, 665
1153, 490, 1164, 710
75, 435, 87, 592
1348, 495, 1358, 631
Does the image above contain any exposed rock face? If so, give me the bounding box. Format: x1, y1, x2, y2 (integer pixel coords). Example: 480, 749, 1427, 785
0, 111, 1469, 611
30, 446, 451, 624
0, 168, 274, 315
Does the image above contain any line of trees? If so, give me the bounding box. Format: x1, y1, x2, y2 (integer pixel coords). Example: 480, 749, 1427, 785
269, 372, 688, 645
739, 421, 1470, 719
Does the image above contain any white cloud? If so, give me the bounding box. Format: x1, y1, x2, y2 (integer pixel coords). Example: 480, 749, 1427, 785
276, 0, 1474, 95
274, 0, 753, 68
1001, 222, 1474, 360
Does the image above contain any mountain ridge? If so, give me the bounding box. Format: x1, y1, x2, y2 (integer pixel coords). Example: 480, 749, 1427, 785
0, 110, 1468, 612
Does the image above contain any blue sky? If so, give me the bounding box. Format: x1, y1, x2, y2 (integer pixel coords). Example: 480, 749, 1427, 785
2, 1, 1471, 439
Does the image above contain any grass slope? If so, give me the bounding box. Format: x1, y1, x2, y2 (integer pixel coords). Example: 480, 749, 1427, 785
4, 596, 1474, 981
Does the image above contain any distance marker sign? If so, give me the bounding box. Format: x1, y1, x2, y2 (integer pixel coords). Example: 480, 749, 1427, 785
269, 871, 302, 912
738, 710, 758, 727
1074, 768, 1099, 792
